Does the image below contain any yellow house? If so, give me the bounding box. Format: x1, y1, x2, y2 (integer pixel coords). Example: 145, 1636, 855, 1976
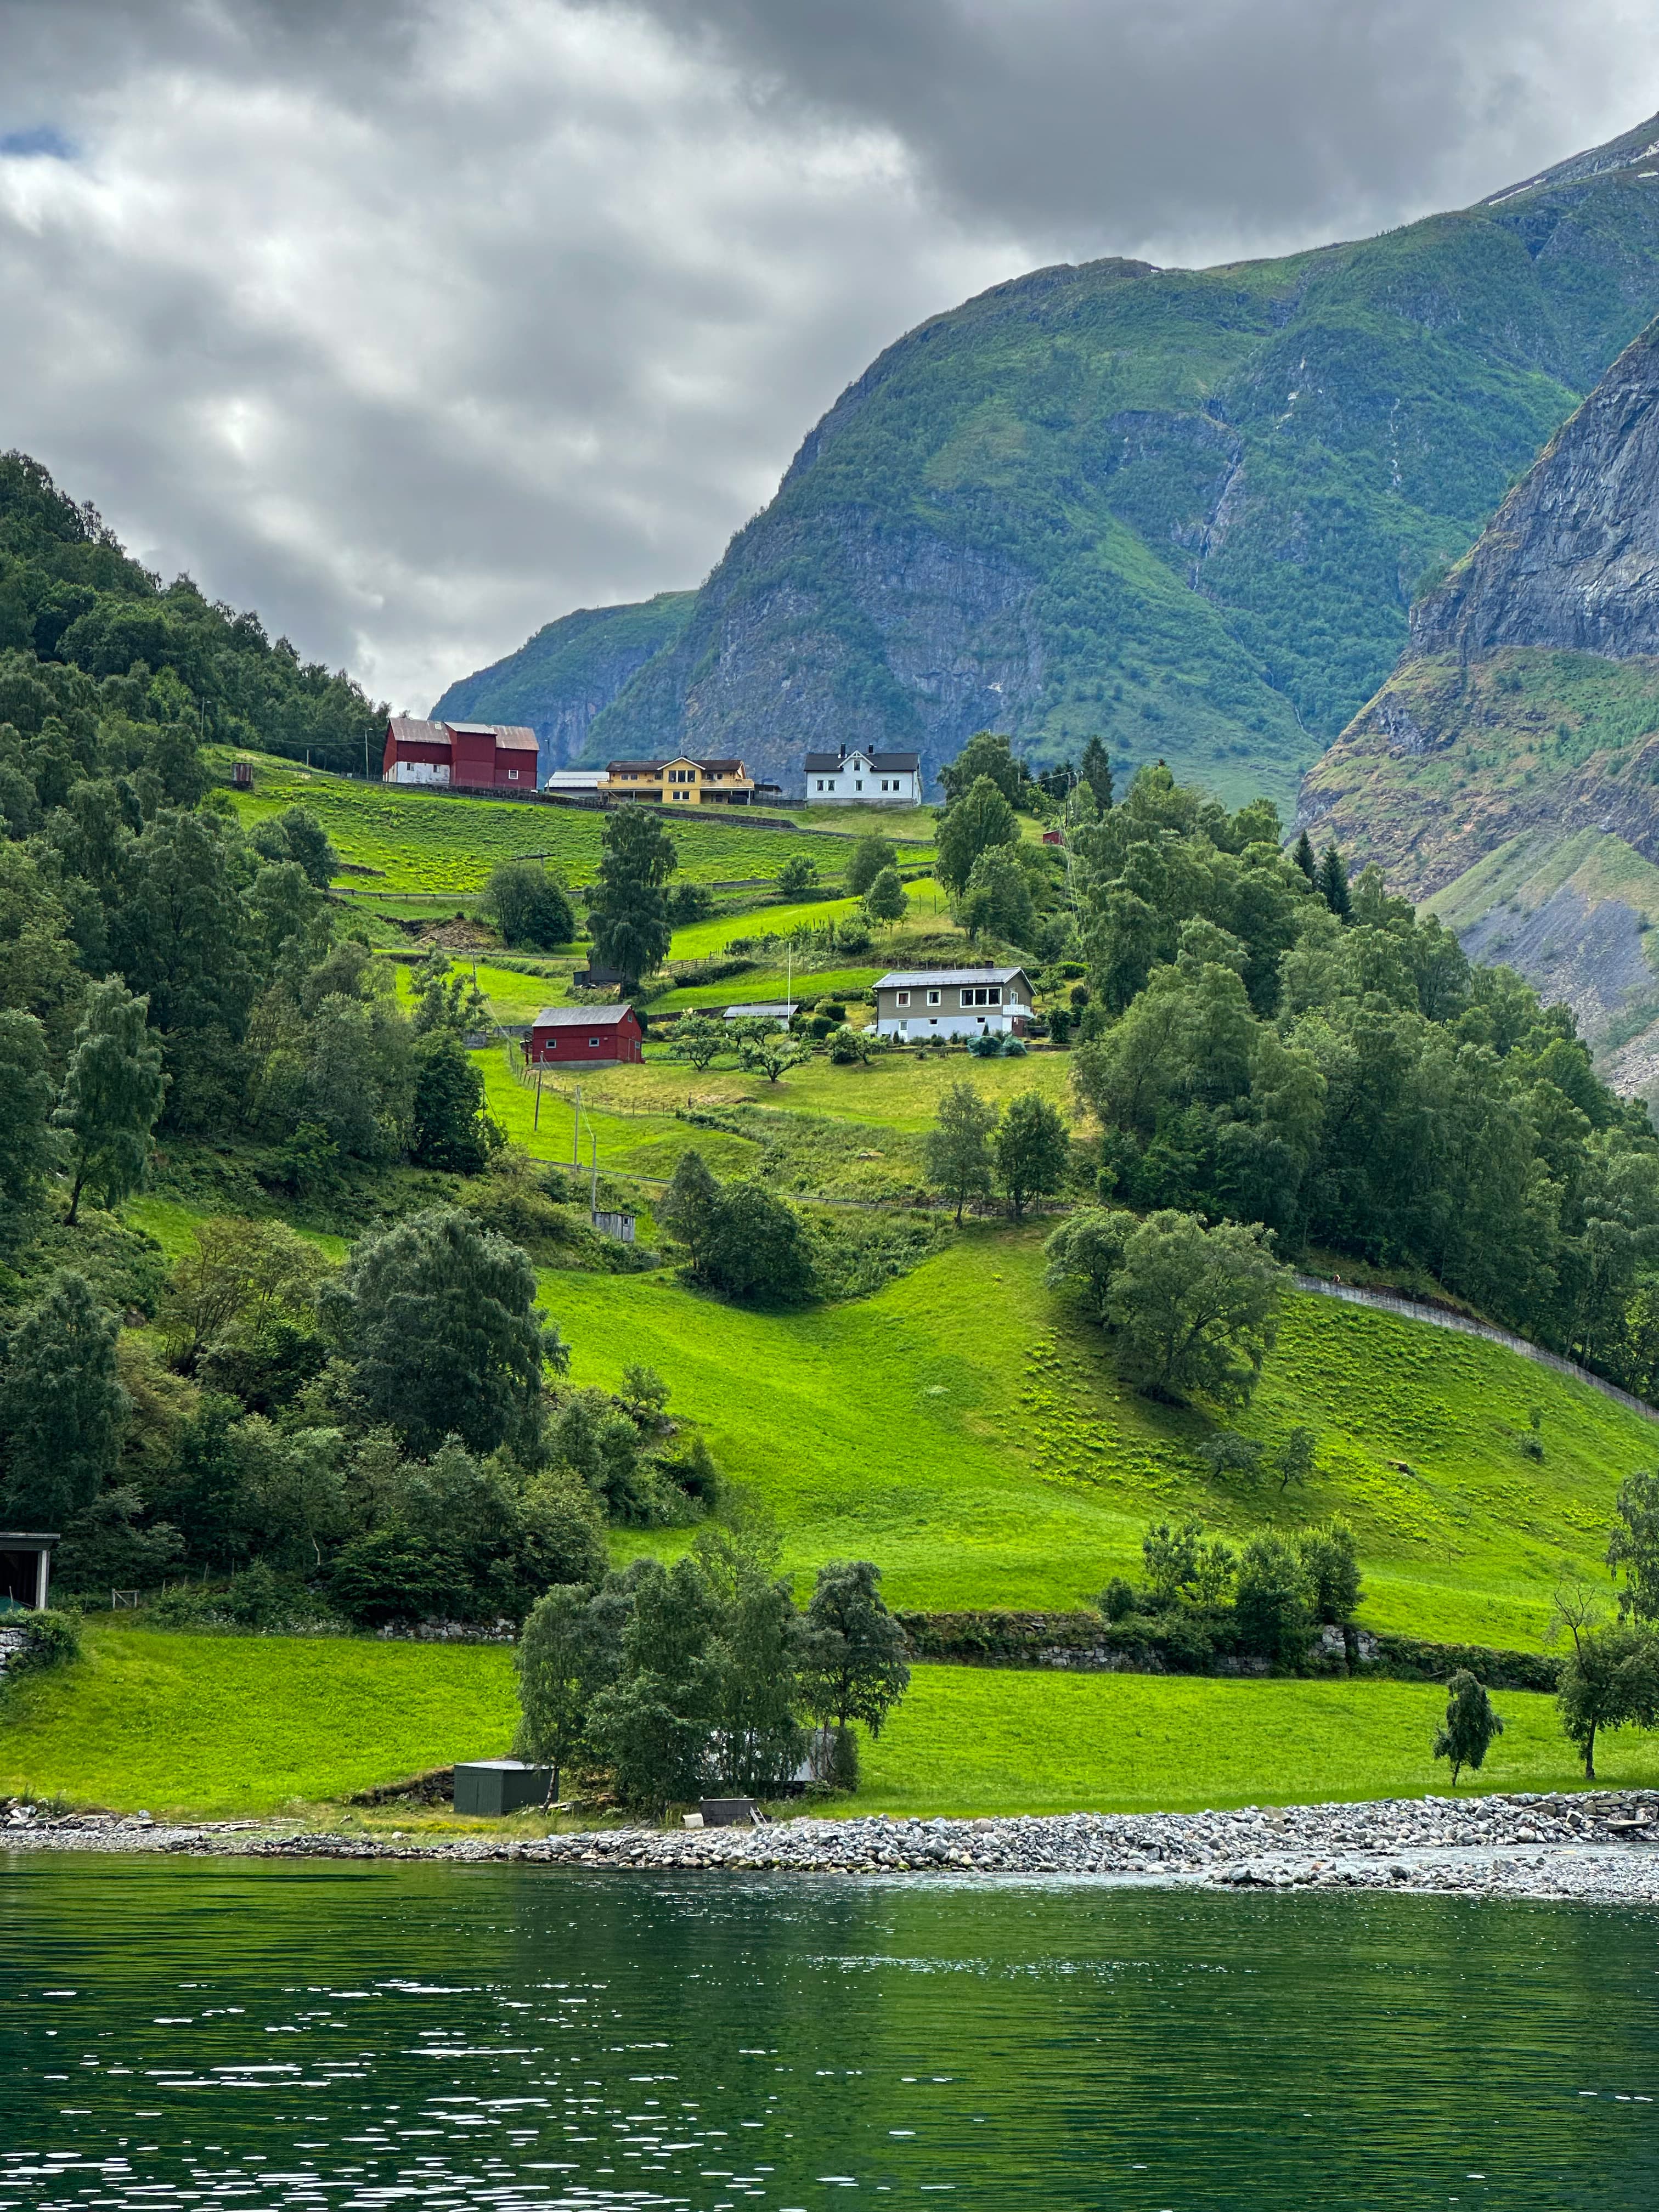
605, 754, 757, 805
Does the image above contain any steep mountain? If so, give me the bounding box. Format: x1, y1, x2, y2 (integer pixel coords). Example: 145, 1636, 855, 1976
445, 112, 1659, 808
430, 590, 693, 780
1301, 318, 1659, 1085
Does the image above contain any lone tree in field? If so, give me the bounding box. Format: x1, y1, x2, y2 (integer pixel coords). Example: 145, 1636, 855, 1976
673, 1013, 725, 1071
733, 1018, 804, 1084
1433, 1670, 1504, 1786
54, 977, 167, 1224
1107, 1210, 1286, 1407
924, 1080, 998, 1222
863, 867, 909, 930
588, 806, 677, 994
515, 1582, 618, 1808
846, 834, 897, 896
994, 1090, 1070, 1220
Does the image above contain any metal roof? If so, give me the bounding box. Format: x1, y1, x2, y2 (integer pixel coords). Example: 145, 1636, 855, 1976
387, 714, 448, 746
606, 756, 751, 775
804, 749, 920, 774
874, 966, 1028, 990
445, 720, 538, 750
532, 1004, 638, 1027
721, 1001, 797, 1020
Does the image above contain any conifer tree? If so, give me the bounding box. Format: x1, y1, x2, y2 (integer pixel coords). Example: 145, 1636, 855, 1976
1292, 828, 1317, 882
53, 977, 167, 1224
1317, 842, 1352, 921
658, 1147, 721, 1272
1080, 734, 1114, 811
0, 1272, 127, 1526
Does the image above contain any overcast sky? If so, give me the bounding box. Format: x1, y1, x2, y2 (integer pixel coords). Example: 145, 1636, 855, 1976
0, 0, 1654, 713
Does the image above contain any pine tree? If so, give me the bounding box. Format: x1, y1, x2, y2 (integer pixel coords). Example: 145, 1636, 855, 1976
1080, 734, 1114, 811
53, 977, 167, 1224
1292, 829, 1317, 882
1317, 842, 1352, 921
1433, 1669, 1504, 1785
658, 1147, 721, 1271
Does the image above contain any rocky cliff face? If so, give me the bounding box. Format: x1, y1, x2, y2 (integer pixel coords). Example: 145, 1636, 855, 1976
1412, 321, 1659, 662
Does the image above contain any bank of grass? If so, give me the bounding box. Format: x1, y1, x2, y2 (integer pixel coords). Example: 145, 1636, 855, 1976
217, 752, 932, 895
2, 1627, 1645, 1820
543, 1231, 1656, 1645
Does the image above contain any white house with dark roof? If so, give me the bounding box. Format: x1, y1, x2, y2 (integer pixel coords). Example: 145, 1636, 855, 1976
803, 745, 922, 804
873, 966, 1031, 1041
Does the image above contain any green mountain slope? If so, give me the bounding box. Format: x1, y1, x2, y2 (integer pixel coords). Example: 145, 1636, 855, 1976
431, 590, 695, 776
449, 112, 1659, 810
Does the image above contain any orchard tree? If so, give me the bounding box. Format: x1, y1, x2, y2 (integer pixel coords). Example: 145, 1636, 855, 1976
54, 976, 167, 1223
733, 1019, 805, 1084
0, 1272, 127, 1527
924, 1079, 998, 1222
588, 807, 676, 993
321, 1205, 563, 1456
674, 1013, 725, 1070
1433, 1670, 1504, 1785
994, 1089, 1070, 1219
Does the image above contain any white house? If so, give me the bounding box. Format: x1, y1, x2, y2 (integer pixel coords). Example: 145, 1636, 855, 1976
803, 746, 922, 804
872, 966, 1032, 1041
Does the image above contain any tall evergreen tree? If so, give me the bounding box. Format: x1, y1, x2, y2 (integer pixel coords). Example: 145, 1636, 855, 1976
1080, 735, 1114, 811
1317, 842, 1352, 921
588, 806, 677, 995
0, 1272, 127, 1526
1292, 828, 1317, 882
658, 1147, 721, 1271
53, 976, 167, 1223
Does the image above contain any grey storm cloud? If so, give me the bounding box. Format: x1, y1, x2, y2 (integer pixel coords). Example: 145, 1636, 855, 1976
0, 0, 1651, 711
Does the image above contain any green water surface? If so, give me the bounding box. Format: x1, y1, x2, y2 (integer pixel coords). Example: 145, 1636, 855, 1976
3, 1857, 1657, 2208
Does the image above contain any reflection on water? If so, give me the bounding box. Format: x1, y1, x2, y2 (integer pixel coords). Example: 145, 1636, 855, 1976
2, 1856, 1657, 2208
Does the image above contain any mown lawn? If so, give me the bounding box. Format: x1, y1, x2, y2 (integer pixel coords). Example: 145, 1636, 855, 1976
3, 1627, 1644, 1819
539, 1232, 1658, 1645
219, 755, 930, 894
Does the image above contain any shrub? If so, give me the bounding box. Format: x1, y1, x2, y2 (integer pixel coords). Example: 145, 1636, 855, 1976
1234, 1533, 1313, 1666
5, 1609, 82, 1674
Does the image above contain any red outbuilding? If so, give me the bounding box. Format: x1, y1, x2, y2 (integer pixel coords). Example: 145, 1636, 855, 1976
382, 716, 540, 791
526, 1005, 645, 1065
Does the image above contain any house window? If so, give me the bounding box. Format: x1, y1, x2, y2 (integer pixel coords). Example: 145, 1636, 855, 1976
927, 989, 941, 1006
895, 990, 911, 1007
960, 986, 1003, 1007
855, 779, 863, 791
816, 779, 825, 792
589, 1036, 601, 1047
507, 769, 520, 780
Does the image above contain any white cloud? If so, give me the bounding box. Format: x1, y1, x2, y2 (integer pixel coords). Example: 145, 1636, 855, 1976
0, 0, 1652, 709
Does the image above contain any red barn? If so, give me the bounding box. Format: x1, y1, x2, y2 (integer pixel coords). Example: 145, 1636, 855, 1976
526, 1005, 644, 1065
382, 716, 539, 791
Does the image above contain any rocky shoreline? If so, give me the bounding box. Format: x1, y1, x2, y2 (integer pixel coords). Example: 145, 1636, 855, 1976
11, 1791, 1659, 1903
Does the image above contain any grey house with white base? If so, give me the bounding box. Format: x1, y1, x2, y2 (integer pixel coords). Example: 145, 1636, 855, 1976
873, 966, 1031, 1042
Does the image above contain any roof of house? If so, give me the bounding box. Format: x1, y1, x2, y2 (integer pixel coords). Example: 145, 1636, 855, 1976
874, 966, 1029, 990
606, 757, 751, 775
387, 714, 448, 747
804, 749, 921, 774
532, 1004, 639, 1028
447, 720, 538, 751
544, 768, 612, 786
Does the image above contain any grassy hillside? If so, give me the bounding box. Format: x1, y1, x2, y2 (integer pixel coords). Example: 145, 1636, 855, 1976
5, 1623, 1650, 1817
217, 750, 934, 893
522, 1231, 1652, 1646
475, 115, 1659, 810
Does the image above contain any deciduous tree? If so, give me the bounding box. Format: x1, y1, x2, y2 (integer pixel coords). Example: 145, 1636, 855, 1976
588, 808, 676, 993
935, 776, 1019, 894
53, 975, 167, 1223
1433, 1669, 1504, 1785
994, 1089, 1070, 1219
1107, 1211, 1286, 1407
924, 1080, 998, 1222
0, 1272, 127, 1527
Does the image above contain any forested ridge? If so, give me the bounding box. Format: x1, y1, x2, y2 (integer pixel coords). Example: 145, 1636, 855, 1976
0, 452, 382, 776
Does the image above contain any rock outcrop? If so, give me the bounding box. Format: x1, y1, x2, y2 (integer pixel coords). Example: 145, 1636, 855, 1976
1413, 320, 1659, 662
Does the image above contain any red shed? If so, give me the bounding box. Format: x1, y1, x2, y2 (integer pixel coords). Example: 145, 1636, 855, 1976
527, 1004, 644, 1065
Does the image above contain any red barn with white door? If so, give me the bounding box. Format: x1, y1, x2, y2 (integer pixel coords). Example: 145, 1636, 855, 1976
526, 1005, 644, 1065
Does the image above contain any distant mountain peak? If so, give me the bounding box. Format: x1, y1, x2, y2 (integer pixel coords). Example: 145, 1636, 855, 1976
1481, 109, 1659, 205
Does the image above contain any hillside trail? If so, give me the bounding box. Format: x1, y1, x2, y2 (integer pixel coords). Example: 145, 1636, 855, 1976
1293, 1274, 1658, 1424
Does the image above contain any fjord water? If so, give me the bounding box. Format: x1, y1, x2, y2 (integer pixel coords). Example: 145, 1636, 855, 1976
4, 1859, 1657, 2209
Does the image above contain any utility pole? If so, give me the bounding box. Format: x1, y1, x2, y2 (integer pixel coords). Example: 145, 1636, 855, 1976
572, 1083, 580, 1167
533, 1066, 542, 1130
590, 1129, 599, 1217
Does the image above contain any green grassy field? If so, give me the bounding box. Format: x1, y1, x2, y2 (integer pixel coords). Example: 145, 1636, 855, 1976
218, 753, 932, 894
650, 967, 884, 1012
534, 1232, 1654, 1644
2, 1625, 1643, 1818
